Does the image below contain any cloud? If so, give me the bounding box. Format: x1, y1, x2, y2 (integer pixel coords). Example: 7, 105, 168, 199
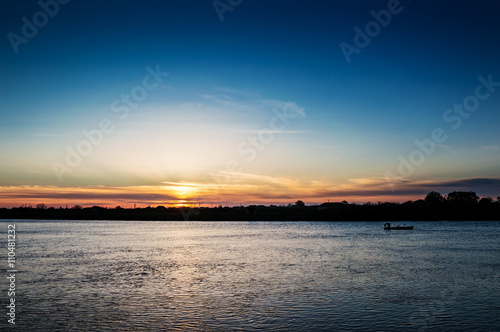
27, 133, 69, 138
212, 86, 257, 96
0, 185, 179, 207
242, 129, 307, 134
199, 92, 306, 120
260, 99, 306, 118
181, 102, 205, 109
481, 146, 500, 151
199, 94, 254, 110
282, 177, 500, 202
2, 176, 497, 208
413, 178, 500, 190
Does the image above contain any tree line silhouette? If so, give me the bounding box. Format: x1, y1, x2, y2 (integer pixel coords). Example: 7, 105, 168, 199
1, 191, 499, 221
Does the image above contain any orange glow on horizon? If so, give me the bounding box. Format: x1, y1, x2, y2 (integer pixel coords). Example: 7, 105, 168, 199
1, 176, 490, 208
0, 181, 429, 209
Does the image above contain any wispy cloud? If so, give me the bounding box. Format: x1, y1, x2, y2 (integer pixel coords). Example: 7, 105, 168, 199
412, 178, 500, 190
181, 102, 205, 109
199, 94, 255, 110
26, 133, 69, 138
194, 92, 306, 122
481, 145, 500, 151
238, 129, 307, 134
260, 99, 306, 118
212, 86, 258, 96
0, 185, 184, 208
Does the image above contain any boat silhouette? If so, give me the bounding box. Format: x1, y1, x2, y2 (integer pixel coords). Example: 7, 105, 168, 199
384, 223, 414, 230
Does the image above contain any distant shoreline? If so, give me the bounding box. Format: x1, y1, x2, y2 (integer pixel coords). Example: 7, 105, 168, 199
1, 202, 499, 221
1, 219, 499, 222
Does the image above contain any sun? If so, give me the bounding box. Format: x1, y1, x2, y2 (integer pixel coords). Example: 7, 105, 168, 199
173, 201, 195, 208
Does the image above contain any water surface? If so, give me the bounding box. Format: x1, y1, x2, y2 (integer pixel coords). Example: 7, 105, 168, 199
2, 220, 499, 331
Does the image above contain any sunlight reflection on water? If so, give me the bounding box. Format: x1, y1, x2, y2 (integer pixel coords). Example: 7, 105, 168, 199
3, 221, 499, 331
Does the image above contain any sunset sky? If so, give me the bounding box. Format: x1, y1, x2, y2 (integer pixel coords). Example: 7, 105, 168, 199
1, 0, 499, 207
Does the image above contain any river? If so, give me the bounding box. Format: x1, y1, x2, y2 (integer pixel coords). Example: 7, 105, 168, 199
2, 220, 499, 331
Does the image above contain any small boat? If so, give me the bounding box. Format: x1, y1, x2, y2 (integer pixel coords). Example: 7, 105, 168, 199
384, 223, 414, 230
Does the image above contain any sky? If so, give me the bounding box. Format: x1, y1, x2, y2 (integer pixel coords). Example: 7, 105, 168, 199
1, 0, 499, 208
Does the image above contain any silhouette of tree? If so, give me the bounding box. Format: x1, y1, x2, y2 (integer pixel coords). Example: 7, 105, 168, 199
295, 200, 305, 207
446, 191, 479, 204
425, 191, 444, 204
479, 197, 493, 205
36, 203, 47, 209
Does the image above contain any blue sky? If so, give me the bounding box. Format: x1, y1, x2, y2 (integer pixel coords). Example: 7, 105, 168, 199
1, 0, 499, 207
